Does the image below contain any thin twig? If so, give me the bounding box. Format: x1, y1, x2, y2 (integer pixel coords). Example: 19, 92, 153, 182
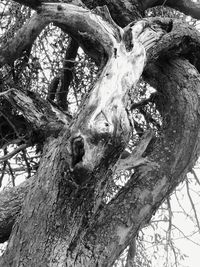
0, 110, 20, 138
22, 149, 31, 178
172, 224, 200, 246
7, 161, 15, 187
192, 169, 200, 187
0, 89, 13, 97
185, 178, 200, 233
0, 149, 7, 187
0, 144, 28, 162
167, 198, 178, 267
130, 93, 157, 110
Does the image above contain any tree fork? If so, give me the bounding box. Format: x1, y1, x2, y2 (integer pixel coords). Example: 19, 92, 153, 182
0, 15, 171, 266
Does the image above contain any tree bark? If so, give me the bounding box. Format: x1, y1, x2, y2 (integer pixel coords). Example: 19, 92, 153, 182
56, 38, 79, 111
0, 15, 172, 267
0, 13, 48, 67
1, 1, 200, 266
9, 0, 200, 27
0, 178, 34, 243
142, 0, 200, 20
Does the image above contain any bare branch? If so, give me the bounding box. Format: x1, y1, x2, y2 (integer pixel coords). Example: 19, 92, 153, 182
192, 169, 200, 187
166, 198, 178, 267
115, 129, 155, 172
0, 13, 48, 67
39, 3, 122, 64
0, 110, 21, 139
0, 89, 70, 131
47, 76, 60, 102
186, 178, 200, 233
7, 161, 15, 187
130, 92, 157, 110
22, 149, 32, 178
125, 238, 136, 267
10, 0, 140, 27
57, 38, 79, 110
142, 0, 200, 20
0, 177, 34, 243
0, 152, 7, 188
10, 0, 85, 10
10, 0, 200, 26
1, 2, 121, 66
0, 144, 28, 163
172, 224, 200, 246
168, 0, 200, 19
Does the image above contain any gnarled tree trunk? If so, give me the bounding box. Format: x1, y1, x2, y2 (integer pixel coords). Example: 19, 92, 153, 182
1, 0, 200, 266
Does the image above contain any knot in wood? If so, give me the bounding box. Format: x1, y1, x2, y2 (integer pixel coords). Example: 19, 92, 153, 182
57, 5, 62, 11
71, 136, 85, 167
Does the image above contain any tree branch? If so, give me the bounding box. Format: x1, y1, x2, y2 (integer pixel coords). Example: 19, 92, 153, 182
84, 58, 200, 266
142, 0, 200, 20
192, 169, 200, 187
130, 92, 157, 110
2, 2, 121, 67
0, 13, 48, 67
57, 38, 79, 110
0, 89, 70, 133
125, 238, 136, 267
186, 178, 200, 232
11, 0, 86, 9
10, 0, 200, 28
115, 129, 155, 172
11, 0, 143, 27
39, 3, 121, 65
47, 76, 60, 102
0, 144, 28, 163
0, 177, 34, 243
146, 19, 200, 70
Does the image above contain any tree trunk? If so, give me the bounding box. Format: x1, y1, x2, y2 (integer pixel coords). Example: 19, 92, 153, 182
1, 1, 200, 266
0, 18, 164, 266
1, 58, 200, 267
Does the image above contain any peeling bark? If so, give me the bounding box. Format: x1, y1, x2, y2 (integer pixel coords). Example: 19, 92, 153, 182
69, 19, 168, 176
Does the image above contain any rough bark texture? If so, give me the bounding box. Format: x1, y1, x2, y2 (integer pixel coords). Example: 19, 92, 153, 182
0, 178, 34, 243
1, 59, 199, 267
0, 13, 48, 67
142, 0, 200, 20
56, 38, 79, 111
1, 0, 200, 266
